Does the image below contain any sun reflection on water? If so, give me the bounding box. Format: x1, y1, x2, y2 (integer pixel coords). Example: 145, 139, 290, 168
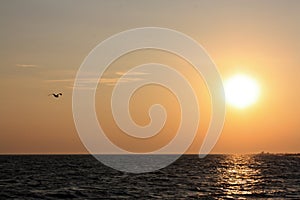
217, 154, 262, 197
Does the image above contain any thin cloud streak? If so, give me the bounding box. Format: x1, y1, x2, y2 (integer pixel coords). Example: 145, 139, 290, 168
115, 71, 149, 76
16, 64, 38, 68
46, 77, 144, 90
45, 70, 148, 90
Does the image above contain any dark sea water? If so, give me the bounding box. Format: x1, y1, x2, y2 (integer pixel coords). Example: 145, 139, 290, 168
1, 154, 299, 199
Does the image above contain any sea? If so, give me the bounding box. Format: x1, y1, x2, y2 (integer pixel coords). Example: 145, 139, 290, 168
1, 154, 299, 199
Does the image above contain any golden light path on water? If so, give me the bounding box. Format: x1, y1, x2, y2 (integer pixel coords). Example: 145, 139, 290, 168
217, 155, 262, 197
193, 154, 269, 198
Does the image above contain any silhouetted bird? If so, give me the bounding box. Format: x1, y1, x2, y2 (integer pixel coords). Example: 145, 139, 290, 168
49, 93, 62, 98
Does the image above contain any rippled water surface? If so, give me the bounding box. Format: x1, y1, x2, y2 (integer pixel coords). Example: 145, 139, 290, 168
1, 154, 299, 199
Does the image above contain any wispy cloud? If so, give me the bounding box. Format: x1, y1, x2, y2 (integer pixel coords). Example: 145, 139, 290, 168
45, 70, 148, 90
46, 77, 143, 84
45, 79, 74, 83
16, 64, 38, 68
100, 77, 143, 86
45, 77, 143, 90
115, 71, 149, 76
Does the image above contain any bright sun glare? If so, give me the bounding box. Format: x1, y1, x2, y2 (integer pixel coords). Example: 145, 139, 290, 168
224, 74, 260, 109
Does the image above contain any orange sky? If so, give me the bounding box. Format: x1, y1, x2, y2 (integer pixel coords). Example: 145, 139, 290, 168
0, 0, 299, 154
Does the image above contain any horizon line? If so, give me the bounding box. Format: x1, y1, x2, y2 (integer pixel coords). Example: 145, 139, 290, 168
0, 152, 299, 156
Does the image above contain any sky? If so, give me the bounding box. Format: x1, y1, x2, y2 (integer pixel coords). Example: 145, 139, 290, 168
0, 0, 299, 154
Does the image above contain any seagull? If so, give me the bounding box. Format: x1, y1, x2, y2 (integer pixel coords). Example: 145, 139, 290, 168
49, 93, 63, 98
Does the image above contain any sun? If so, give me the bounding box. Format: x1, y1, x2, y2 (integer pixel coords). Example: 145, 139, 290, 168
224, 74, 260, 109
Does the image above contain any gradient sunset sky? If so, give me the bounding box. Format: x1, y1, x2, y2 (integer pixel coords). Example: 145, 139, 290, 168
0, 0, 299, 154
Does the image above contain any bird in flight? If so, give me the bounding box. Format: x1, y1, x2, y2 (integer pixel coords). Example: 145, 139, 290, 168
49, 93, 63, 98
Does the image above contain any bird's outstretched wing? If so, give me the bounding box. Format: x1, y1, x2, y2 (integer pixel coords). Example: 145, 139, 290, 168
49, 93, 63, 98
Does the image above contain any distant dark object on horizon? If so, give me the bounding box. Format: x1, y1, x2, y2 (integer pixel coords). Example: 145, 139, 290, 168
49, 93, 63, 98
